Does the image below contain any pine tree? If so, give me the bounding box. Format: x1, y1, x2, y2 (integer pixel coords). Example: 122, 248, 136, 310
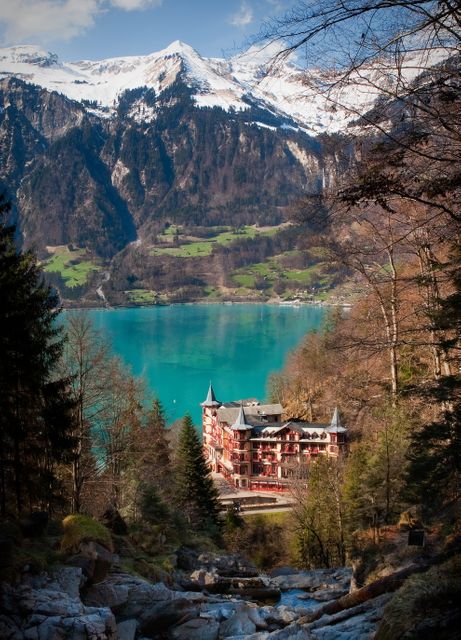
173, 414, 221, 534
0, 195, 75, 515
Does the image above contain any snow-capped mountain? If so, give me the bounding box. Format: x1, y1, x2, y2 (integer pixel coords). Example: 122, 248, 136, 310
0, 41, 445, 134
0, 38, 451, 269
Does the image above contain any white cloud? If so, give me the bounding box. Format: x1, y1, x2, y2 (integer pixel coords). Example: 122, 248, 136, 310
0, 0, 162, 45
230, 1, 253, 28
110, 0, 162, 10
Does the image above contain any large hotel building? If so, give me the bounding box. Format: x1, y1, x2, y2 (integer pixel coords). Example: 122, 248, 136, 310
201, 384, 347, 491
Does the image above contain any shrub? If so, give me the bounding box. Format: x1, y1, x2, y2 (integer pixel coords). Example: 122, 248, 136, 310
375, 555, 461, 640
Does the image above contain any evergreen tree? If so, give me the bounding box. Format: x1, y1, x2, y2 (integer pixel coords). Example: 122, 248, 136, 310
173, 414, 221, 534
0, 195, 75, 515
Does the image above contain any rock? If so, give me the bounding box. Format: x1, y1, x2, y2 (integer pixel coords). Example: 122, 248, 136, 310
190, 569, 219, 587
272, 568, 352, 591
266, 623, 311, 639
51, 567, 85, 600
0, 613, 21, 639
117, 619, 138, 640
83, 581, 130, 610
270, 567, 299, 577
76, 541, 113, 583
0, 568, 117, 640
140, 598, 199, 637
225, 634, 270, 640
24, 626, 40, 639
200, 601, 241, 622
197, 552, 258, 578
36, 608, 116, 640
171, 617, 220, 640
220, 611, 257, 637
95, 572, 179, 618
309, 588, 350, 602
247, 606, 269, 629
305, 592, 393, 640
274, 606, 297, 624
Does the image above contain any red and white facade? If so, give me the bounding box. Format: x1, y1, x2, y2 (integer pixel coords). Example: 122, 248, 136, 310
201, 384, 347, 491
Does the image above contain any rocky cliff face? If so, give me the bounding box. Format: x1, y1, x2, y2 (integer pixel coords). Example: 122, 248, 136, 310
0, 72, 353, 259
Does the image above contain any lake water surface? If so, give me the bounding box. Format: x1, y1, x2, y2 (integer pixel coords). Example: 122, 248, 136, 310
86, 304, 326, 424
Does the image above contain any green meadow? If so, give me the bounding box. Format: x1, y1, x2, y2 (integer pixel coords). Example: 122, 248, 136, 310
43, 247, 101, 287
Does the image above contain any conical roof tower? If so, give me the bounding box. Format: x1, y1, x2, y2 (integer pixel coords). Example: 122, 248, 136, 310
327, 407, 347, 432
200, 382, 221, 408
232, 404, 249, 430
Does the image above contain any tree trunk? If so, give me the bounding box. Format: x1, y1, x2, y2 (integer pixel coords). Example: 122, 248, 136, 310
298, 562, 431, 625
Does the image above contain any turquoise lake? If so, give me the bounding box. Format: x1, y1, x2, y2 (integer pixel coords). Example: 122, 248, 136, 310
86, 304, 326, 424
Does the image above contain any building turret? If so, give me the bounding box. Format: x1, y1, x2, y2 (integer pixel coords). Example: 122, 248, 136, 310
200, 382, 221, 408
326, 407, 347, 434
232, 404, 249, 430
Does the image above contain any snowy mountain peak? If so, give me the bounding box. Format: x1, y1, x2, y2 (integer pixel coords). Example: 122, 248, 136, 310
0, 45, 60, 68
160, 40, 200, 58
0, 40, 446, 134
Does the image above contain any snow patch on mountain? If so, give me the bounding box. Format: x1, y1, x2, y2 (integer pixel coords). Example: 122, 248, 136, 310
0, 41, 449, 134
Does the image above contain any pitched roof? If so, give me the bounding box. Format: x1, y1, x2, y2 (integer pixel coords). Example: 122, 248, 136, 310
200, 382, 221, 407
217, 403, 283, 427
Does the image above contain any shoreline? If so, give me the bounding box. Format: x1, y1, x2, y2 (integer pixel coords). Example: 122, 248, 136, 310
61, 298, 354, 312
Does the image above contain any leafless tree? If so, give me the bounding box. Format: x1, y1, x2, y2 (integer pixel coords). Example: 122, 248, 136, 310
61, 312, 109, 513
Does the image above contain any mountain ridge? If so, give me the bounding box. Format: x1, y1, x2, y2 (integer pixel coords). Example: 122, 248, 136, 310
1, 40, 443, 135
0, 39, 451, 304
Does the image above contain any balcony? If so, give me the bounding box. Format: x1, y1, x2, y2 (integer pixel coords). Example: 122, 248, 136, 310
209, 438, 223, 449
231, 453, 250, 463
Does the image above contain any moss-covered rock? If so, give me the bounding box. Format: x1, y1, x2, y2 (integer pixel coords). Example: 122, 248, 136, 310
61, 514, 113, 553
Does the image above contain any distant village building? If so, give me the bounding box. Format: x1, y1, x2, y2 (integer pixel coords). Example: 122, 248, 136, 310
201, 383, 347, 491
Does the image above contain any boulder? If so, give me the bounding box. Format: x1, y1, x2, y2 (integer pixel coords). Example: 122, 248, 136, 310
309, 587, 349, 602
95, 573, 178, 618
75, 541, 113, 583
220, 611, 257, 637
35, 608, 116, 640
190, 569, 219, 588
305, 592, 393, 640
140, 597, 199, 637
274, 606, 297, 624
0, 568, 117, 640
51, 567, 85, 600
171, 617, 220, 640
225, 634, 270, 640
271, 568, 351, 592
200, 601, 241, 622
0, 613, 22, 639
116, 619, 138, 640
266, 623, 310, 639
83, 581, 130, 610
197, 552, 258, 578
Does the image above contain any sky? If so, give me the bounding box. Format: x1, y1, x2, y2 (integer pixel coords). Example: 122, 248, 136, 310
0, 0, 299, 61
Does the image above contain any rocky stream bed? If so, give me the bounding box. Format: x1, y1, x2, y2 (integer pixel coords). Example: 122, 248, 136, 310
0, 544, 392, 640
